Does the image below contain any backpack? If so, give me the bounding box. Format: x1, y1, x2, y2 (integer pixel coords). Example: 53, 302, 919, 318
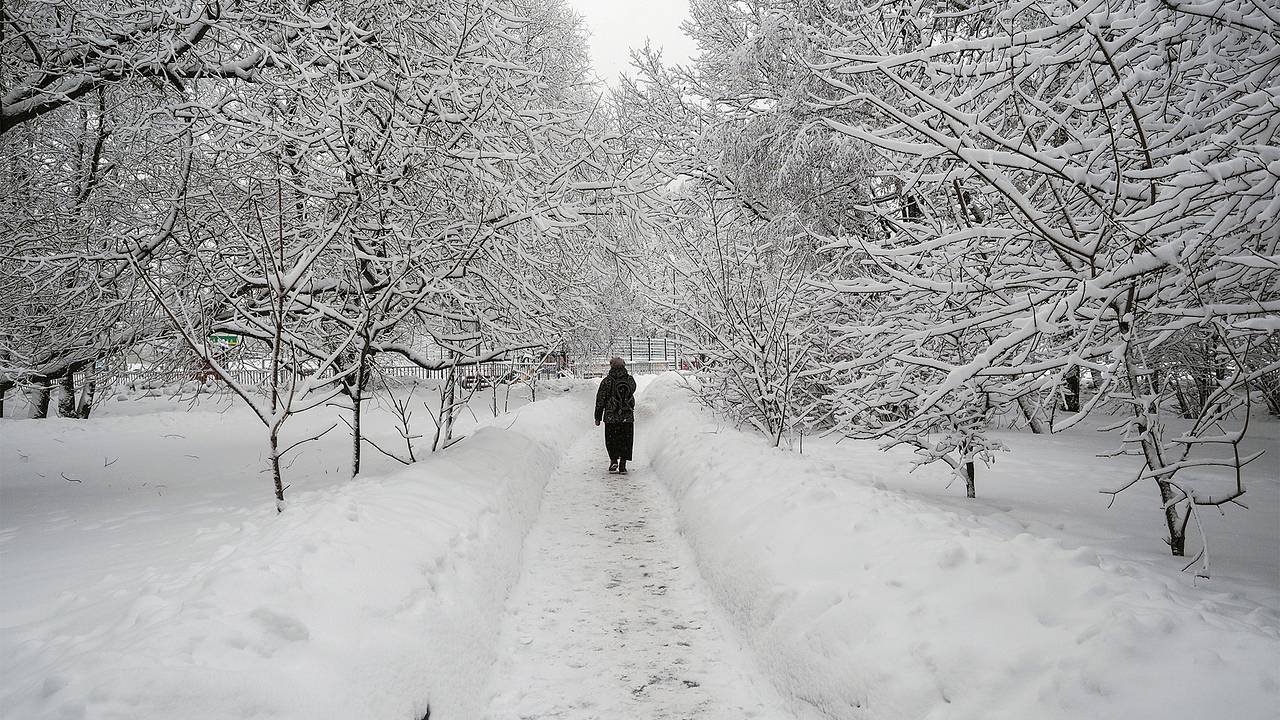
606, 376, 634, 418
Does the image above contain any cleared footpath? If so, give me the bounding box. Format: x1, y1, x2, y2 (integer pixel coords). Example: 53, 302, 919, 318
482, 428, 798, 719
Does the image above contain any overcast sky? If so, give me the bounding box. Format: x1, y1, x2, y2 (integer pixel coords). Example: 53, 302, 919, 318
563, 0, 698, 85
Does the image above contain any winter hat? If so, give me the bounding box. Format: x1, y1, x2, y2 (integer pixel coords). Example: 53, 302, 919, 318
609, 357, 625, 369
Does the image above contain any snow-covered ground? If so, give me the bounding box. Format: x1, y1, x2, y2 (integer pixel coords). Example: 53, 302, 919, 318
640, 373, 1280, 719
483, 430, 801, 719
805, 410, 1280, 611
2, 373, 1277, 720
1, 380, 592, 719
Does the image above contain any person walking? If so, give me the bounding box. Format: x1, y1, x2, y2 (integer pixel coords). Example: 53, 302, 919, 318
594, 357, 637, 474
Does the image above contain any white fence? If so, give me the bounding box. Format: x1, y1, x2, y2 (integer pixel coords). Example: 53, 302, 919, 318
108, 361, 565, 391
578, 360, 685, 378
103, 337, 687, 389
604, 337, 682, 364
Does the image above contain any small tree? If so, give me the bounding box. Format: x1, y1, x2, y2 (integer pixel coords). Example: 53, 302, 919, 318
656, 184, 820, 445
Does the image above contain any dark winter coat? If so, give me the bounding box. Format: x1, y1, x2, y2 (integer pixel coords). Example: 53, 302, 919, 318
594, 368, 636, 424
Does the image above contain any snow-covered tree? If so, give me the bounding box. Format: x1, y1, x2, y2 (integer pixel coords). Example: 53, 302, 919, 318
811, 0, 1278, 561
610, 1, 872, 440
3, 0, 624, 503
657, 182, 820, 444
0, 76, 187, 418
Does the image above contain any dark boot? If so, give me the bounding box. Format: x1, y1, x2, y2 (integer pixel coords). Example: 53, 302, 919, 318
608, 459, 618, 473
617, 460, 628, 475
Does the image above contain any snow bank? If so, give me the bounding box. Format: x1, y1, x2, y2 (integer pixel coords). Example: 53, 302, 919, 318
638, 373, 1280, 720
1, 388, 592, 720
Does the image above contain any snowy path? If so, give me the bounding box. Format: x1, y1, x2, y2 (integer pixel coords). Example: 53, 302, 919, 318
483, 431, 794, 719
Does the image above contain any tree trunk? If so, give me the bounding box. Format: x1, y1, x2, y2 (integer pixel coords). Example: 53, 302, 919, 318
1064, 367, 1081, 412
29, 377, 51, 418
351, 386, 362, 477
433, 367, 457, 452
270, 424, 286, 513
350, 347, 368, 478
965, 460, 976, 499
57, 374, 78, 417
443, 369, 456, 445
0, 380, 9, 418
1125, 352, 1185, 556
1136, 414, 1187, 557
773, 396, 788, 448
76, 379, 95, 418
1155, 476, 1186, 556
1016, 394, 1049, 434
1173, 378, 1196, 420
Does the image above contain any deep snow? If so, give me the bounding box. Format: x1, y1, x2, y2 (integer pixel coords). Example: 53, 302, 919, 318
1, 380, 593, 719
805, 415, 1280, 610
639, 373, 1280, 720
2, 373, 1278, 720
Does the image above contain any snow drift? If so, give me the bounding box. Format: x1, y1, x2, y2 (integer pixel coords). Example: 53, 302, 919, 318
1, 387, 592, 720
638, 373, 1280, 720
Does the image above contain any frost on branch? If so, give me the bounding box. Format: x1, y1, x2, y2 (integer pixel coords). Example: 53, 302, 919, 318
3, 0, 618, 506
811, 0, 1278, 562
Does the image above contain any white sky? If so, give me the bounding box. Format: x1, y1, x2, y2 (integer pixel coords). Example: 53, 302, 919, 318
563, 0, 698, 85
